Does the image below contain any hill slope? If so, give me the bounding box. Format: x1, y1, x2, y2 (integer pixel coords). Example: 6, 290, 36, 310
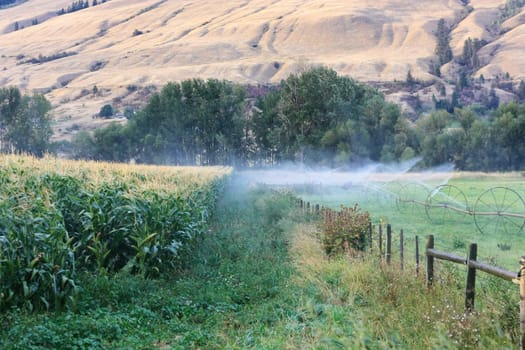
0, 0, 524, 139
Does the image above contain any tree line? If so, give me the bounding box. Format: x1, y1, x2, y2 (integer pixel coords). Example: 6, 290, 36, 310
2, 67, 525, 170
0, 0, 16, 7
69, 67, 525, 170
71, 67, 417, 167
56, 0, 107, 16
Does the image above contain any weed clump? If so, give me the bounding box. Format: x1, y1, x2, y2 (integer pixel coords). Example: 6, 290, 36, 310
320, 204, 370, 256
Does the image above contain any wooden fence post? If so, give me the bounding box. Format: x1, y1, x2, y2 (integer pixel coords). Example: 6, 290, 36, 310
518, 256, 525, 350
386, 224, 392, 265
415, 235, 420, 277
400, 229, 404, 271
426, 235, 434, 287
379, 224, 383, 260
465, 243, 477, 312
368, 222, 373, 252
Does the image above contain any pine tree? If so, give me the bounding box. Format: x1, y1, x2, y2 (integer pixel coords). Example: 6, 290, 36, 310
435, 19, 453, 65
406, 70, 415, 86
440, 84, 446, 97
487, 88, 499, 109
516, 80, 525, 101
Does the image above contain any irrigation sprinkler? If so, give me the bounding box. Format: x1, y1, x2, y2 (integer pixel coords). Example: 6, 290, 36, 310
363, 182, 397, 210
425, 185, 470, 224
394, 183, 525, 237
474, 187, 525, 237
396, 183, 429, 217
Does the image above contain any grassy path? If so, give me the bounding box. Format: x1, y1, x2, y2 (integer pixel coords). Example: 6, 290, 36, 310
1, 183, 297, 349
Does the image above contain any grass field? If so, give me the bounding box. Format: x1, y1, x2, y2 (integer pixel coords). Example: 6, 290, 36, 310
297, 171, 525, 270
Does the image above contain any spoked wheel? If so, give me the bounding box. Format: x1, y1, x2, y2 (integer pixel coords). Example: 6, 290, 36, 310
425, 185, 470, 224
396, 183, 429, 217
474, 187, 525, 237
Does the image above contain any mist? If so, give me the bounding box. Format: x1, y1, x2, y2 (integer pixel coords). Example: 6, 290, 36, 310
235, 158, 456, 212
237, 158, 454, 187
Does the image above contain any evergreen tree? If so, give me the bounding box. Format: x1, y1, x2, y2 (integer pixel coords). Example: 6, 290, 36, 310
406, 70, 416, 86
439, 84, 446, 97
435, 19, 453, 65
487, 88, 500, 109
458, 69, 470, 89
479, 74, 485, 83
461, 38, 481, 70
451, 85, 460, 111
99, 104, 113, 118
516, 80, 525, 101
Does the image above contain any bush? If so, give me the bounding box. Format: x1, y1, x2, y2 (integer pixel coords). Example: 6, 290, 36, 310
99, 104, 113, 118
320, 204, 370, 256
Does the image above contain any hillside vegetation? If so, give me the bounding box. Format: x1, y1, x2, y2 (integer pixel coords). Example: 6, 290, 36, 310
1, 0, 525, 137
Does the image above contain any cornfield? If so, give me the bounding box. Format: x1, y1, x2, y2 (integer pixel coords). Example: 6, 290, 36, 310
0, 154, 231, 311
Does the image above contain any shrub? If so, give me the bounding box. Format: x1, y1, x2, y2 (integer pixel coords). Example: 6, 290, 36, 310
320, 204, 370, 256
99, 104, 113, 118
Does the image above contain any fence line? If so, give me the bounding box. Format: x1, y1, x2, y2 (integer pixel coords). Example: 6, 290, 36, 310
381, 227, 524, 349
296, 200, 525, 349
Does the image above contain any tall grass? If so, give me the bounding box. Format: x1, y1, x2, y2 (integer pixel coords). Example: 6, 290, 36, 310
284, 222, 516, 348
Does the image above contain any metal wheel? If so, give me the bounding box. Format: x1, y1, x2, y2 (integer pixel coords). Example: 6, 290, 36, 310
425, 185, 469, 224
396, 183, 429, 217
474, 187, 525, 236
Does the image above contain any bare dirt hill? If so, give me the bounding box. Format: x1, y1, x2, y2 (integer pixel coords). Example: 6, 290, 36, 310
0, 0, 524, 140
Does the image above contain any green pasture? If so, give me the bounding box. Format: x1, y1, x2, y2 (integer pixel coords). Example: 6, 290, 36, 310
297, 172, 525, 270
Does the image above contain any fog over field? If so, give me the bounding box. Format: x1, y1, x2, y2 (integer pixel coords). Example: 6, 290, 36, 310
238, 159, 455, 187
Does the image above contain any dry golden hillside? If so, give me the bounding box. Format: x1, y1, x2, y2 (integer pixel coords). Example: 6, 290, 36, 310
0, 0, 524, 139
